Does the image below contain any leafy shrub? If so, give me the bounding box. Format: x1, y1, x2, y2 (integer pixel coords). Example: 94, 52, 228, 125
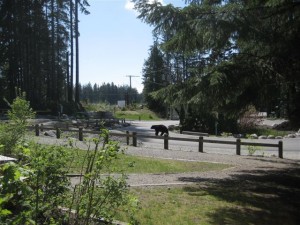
0, 162, 34, 224
0, 144, 70, 224
0, 96, 138, 224
67, 129, 138, 224
1, 137, 138, 224
0, 93, 35, 156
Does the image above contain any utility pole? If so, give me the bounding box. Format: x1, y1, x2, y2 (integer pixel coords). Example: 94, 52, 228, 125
126, 75, 139, 105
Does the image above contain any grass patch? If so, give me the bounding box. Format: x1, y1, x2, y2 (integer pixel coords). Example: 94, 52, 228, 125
116, 180, 299, 225
67, 149, 232, 174
114, 108, 160, 121
253, 128, 290, 137
77, 103, 161, 121
241, 127, 291, 137
117, 186, 237, 225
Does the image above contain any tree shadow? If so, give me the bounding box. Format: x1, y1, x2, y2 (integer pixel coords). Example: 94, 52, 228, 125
243, 156, 300, 166
179, 166, 300, 225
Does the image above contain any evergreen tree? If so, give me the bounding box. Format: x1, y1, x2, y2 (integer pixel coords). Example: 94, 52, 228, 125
142, 42, 168, 116
0, 0, 90, 112
134, 0, 300, 130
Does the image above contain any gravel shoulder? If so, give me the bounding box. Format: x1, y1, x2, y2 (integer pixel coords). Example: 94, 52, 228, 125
124, 145, 300, 187
33, 135, 300, 187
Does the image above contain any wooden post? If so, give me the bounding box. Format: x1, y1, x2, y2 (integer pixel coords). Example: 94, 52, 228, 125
278, 141, 283, 158
198, 136, 203, 153
236, 138, 241, 155
35, 124, 39, 136
164, 134, 168, 150
126, 131, 130, 145
56, 127, 61, 139
79, 127, 83, 141
132, 132, 137, 147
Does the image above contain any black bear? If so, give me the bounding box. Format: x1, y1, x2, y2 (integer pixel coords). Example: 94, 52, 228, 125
151, 125, 169, 136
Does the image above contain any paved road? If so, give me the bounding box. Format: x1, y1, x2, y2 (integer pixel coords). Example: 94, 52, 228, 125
113, 120, 300, 161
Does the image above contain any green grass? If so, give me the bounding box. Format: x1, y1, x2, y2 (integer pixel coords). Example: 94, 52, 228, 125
114, 108, 160, 121
116, 181, 299, 225
240, 127, 291, 138
253, 128, 290, 137
118, 186, 237, 225
28, 143, 298, 225
67, 149, 232, 174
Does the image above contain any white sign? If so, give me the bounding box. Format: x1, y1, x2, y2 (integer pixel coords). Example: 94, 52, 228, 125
117, 100, 126, 108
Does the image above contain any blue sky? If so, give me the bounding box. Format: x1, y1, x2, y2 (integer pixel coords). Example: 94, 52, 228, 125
79, 0, 185, 93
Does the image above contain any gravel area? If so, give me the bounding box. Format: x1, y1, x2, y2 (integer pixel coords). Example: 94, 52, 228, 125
32, 135, 300, 187
124, 145, 300, 187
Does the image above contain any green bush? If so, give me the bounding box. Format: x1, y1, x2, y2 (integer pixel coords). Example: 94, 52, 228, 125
0, 144, 69, 224
0, 162, 34, 224
67, 129, 138, 224
0, 136, 138, 224
0, 96, 138, 224
0, 93, 35, 156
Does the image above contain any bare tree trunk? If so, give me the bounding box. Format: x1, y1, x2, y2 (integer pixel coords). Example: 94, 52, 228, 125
75, 0, 79, 103
69, 0, 74, 102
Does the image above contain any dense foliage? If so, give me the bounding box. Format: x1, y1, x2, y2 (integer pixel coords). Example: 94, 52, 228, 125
0, 0, 89, 112
136, 0, 300, 132
142, 43, 168, 117
0, 96, 138, 224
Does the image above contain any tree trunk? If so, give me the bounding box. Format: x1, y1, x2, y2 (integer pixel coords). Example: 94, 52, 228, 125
75, 0, 79, 103
69, 0, 74, 102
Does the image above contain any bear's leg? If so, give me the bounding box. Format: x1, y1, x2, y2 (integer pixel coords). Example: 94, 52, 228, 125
155, 130, 159, 136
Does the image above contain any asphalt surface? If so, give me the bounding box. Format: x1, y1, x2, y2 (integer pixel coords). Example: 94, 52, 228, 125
113, 120, 300, 161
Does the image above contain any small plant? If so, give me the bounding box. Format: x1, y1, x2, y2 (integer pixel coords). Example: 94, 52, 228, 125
246, 134, 265, 156
0, 93, 35, 156
6, 93, 35, 125
65, 129, 138, 224
247, 145, 264, 156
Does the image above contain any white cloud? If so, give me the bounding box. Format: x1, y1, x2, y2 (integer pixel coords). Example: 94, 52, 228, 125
125, 0, 135, 10
125, 0, 165, 11
149, 0, 165, 4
